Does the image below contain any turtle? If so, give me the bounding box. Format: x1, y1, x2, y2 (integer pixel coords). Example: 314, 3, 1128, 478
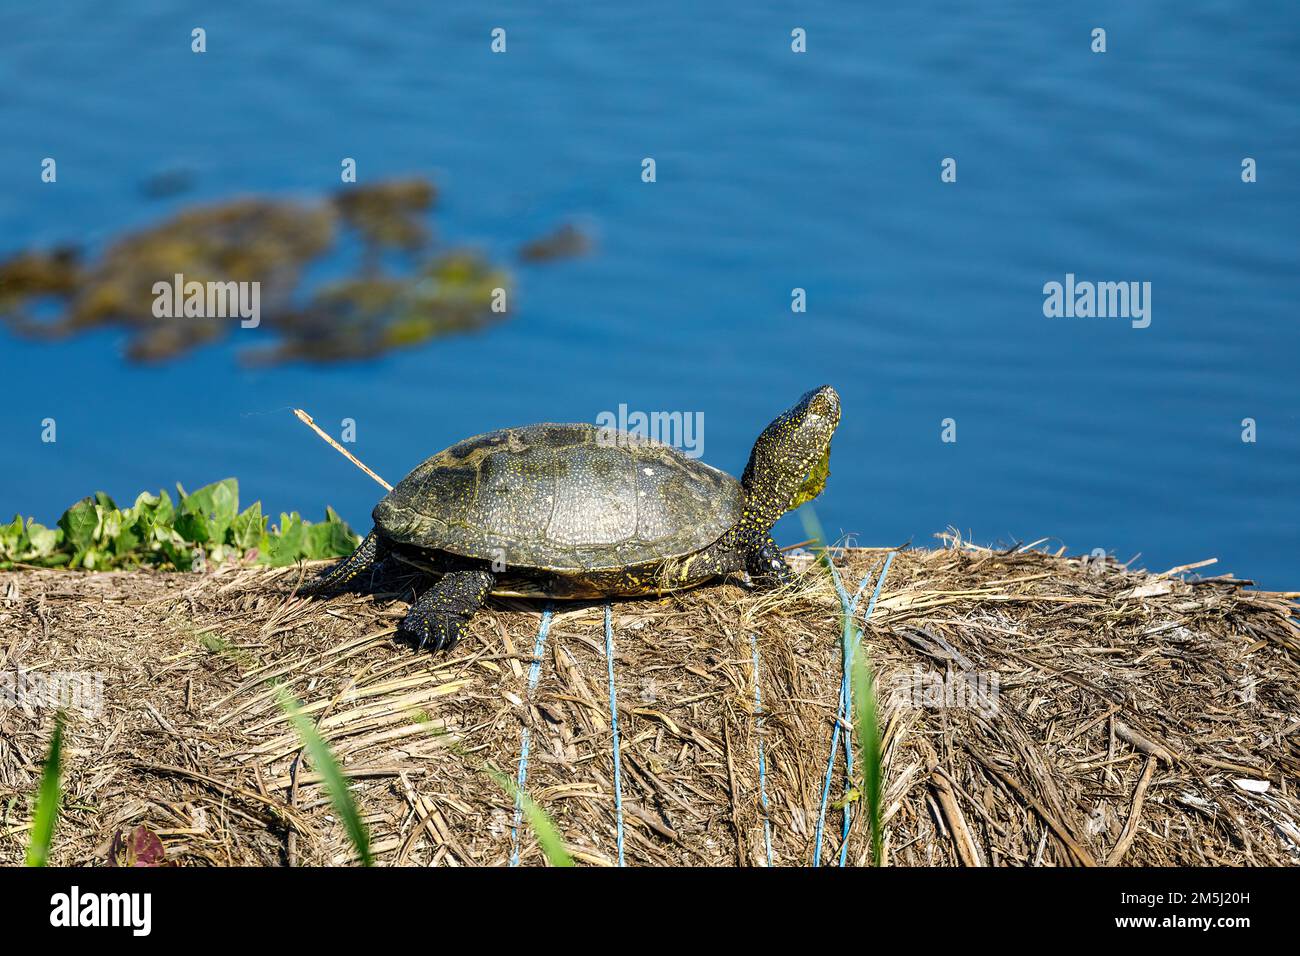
304, 385, 840, 651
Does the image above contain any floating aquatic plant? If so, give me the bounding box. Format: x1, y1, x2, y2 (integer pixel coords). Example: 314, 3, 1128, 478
0, 177, 582, 365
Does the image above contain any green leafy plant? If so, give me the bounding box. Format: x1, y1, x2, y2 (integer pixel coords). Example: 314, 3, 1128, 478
0, 478, 358, 571
275, 687, 373, 866
25, 712, 65, 867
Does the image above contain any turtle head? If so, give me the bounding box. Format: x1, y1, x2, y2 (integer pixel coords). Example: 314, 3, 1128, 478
740, 385, 840, 531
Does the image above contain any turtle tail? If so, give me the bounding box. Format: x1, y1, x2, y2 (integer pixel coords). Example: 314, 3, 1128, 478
301, 528, 384, 595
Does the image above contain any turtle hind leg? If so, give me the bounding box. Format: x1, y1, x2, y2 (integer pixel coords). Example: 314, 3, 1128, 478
301, 528, 387, 595
401, 567, 496, 653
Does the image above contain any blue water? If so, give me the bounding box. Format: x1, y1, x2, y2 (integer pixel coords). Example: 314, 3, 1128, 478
2, 2, 1298, 586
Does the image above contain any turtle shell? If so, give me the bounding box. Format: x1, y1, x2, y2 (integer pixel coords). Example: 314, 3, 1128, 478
373, 424, 743, 572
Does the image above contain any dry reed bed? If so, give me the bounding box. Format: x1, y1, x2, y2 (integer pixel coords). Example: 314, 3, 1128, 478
1, 541, 1297, 866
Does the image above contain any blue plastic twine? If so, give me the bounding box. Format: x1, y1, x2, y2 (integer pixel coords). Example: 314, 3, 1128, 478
813, 551, 895, 867
604, 604, 626, 866
509, 603, 553, 867
751, 631, 775, 866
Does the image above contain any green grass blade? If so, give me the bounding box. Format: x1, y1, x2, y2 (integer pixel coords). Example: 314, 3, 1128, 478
799, 503, 886, 865
798, 505, 835, 573
25, 711, 65, 867
850, 654, 884, 866
486, 765, 574, 867
275, 686, 373, 866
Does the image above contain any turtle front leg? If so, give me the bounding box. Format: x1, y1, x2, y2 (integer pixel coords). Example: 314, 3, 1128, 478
744, 534, 795, 588
401, 567, 496, 652
302, 529, 388, 595
675, 532, 793, 589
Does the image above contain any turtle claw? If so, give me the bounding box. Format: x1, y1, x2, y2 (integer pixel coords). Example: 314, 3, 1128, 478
753, 562, 795, 589
747, 536, 796, 589
768, 558, 796, 589
400, 568, 494, 654
403, 612, 467, 654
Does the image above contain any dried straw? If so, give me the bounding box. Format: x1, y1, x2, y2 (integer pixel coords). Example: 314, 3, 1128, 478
1, 533, 1297, 866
